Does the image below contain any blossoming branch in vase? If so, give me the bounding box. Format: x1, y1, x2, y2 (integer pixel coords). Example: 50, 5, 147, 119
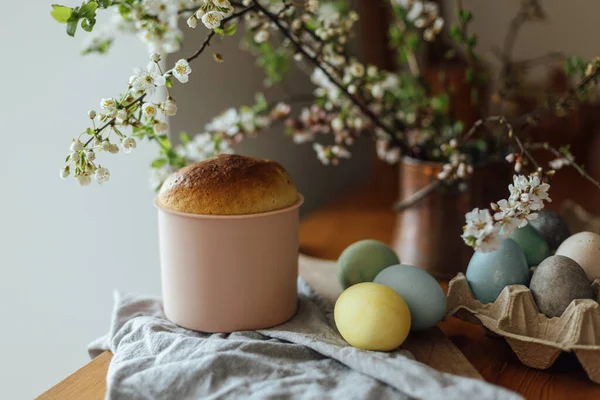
52, 0, 600, 230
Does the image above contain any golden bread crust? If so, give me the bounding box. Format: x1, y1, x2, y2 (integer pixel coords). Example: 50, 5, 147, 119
157, 154, 298, 215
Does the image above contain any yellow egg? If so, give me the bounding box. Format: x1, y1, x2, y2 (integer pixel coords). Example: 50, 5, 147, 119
334, 282, 411, 351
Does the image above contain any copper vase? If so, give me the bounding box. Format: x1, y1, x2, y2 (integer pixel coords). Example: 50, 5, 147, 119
392, 158, 510, 280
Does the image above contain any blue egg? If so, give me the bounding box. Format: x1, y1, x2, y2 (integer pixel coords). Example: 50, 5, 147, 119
466, 238, 529, 304
374, 264, 447, 331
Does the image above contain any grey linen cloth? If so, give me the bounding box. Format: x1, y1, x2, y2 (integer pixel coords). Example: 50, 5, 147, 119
89, 278, 521, 400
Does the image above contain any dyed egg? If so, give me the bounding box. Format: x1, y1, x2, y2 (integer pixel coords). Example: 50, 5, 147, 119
337, 240, 400, 289
374, 264, 446, 331
334, 282, 411, 351
556, 231, 600, 281
466, 238, 529, 304
530, 255, 593, 317
529, 210, 571, 251
509, 225, 550, 266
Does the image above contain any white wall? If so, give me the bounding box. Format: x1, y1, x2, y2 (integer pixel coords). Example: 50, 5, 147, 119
448, 1, 599, 70
0, 5, 161, 399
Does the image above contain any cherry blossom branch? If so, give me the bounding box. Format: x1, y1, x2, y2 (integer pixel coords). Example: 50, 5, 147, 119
187, 6, 256, 63
465, 64, 600, 140
526, 142, 600, 189
252, 0, 411, 155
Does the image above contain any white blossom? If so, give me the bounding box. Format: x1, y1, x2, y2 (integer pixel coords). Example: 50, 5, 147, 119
371, 84, 384, 99
172, 59, 192, 83
154, 120, 168, 134
464, 174, 552, 252
254, 30, 269, 43
202, 11, 223, 30
86, 150, 96, 162
150, 53, 161, 63
70, 141, 84, 153
122, 137, 137, 153
348, 63, 365, 78
77, 174, 92, 186
130, 62, 166, 95
142, 102, 158, 118
88, 110, 97, 119
313, 143, 329, 165
162, 98, 178, 116
109, 144, 120, 154
206, 108, 239, 136
95, 167, 110, 184
331, 117, 344, 132
100, 98, 116, 110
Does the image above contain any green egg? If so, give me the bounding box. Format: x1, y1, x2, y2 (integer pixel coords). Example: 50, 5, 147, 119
337, 240, 400, 289
509, 225, 550, 266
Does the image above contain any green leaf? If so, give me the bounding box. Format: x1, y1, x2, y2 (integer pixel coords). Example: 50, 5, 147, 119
81, 18, 96, 32
158, 135, 172, 150
453, 121, 465, 135
470, 88, 479, 104
151, 158, 167, 168
444, 49, 456, 60
51, 5, 73, 23
66, 17, 79, 37
79, 1, 98, 19
118, 3, 131, 17
224, 23, 237, 36
165, 76, 174, 88
213, 27, 225, 37
465, 68, 475, 83
449, 25, 462, 42
179, 132, 191, 145
253, 92, 268, 113
457, 9, 473, 23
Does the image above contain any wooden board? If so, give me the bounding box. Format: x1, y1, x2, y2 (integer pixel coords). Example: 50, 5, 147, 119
36, 351, 110, 400
299, 254, 482, 379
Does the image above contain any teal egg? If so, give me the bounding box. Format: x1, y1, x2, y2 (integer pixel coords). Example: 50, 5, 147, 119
374, 264, 446, 331
509, 225, 550, 266
466, 238, 529, 304
337, 240, 400, 289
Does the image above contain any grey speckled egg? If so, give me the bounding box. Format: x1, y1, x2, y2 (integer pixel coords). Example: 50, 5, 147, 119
529, 210, 571, 251
529, 255, 593, 317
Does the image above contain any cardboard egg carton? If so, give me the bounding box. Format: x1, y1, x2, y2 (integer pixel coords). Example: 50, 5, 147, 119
446, 274, 600, 383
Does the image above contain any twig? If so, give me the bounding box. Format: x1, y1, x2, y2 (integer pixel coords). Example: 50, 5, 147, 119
394, 20, 420, 76
186, 6, 256, 63
393, 179, 442, 211
455, 0, 475, 65
465, 67, 600, 139
526, 143, 600, 189
253, 0, 411, 155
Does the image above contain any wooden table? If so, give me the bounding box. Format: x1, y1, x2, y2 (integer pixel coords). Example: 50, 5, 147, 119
39, 170, 600, 399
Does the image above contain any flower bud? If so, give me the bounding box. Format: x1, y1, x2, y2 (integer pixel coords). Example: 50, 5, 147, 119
60, 166, 70, 180
88, 110, 97, 119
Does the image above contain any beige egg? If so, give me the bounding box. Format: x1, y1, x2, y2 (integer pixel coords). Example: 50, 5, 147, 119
555, 231, 600, 281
